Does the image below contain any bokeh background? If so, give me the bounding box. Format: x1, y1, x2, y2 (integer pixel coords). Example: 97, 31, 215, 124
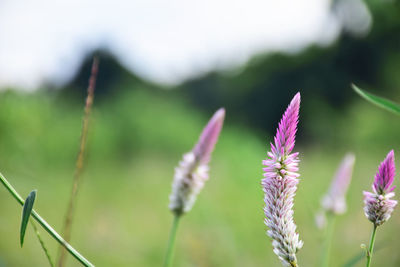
0, 0, 400, 266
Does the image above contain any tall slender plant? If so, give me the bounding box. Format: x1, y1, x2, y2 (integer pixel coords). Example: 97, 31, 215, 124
164, 108, 225, 267
58, 56, 99, 267
262, 93, 303, 267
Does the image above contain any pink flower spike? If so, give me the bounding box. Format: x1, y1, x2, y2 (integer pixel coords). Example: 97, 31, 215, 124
373, 150, 396, 194
262, 93, 302, 267
273, 92, 300, 156
193, 108, 225, 165
169, 108, 225, 215
364, 150, 398, 226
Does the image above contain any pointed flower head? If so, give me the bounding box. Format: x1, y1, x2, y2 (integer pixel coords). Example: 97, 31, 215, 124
169, 108, 225, 216
321, 153, 356, 215
193, 108, 225, 165
262, 93, 303, 267
364, 150, 397, 226
373, 150, 396, 195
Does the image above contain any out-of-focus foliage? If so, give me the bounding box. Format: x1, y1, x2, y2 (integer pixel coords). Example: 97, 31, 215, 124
0, 87, 399, 266
65, 0, 400, 148
0, 1, 400, 266
177, 0, 400, 141
353, 84, 400, 115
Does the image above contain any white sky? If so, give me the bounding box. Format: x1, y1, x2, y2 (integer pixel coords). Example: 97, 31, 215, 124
0, 0, 371, 90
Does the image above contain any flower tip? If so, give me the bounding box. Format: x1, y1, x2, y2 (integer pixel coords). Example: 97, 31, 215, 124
214, 107, 226, 122
289, 92, 301, 108
387, 149, 395, 160
193, 108, 225, 164
345, 153, 356, 164
294, 92, 301, 101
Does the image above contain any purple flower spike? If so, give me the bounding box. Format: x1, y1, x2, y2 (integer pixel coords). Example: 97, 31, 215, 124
373, 150, 396, 194
321, 153, 356, 215
272, 92, 300, 156
169, 108, 225, 215
262, 93, 303, 267
364, 150, 398, 226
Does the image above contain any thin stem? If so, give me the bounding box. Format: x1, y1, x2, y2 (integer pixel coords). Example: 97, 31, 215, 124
321, 213, 336, 267
163, 215, 181, 267
30, 220, 55, 267
58, 56, 99, 267
366, 224, 378, 267
0, 172, 94, 267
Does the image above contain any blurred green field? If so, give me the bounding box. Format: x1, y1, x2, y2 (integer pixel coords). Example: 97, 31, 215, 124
0, 88, 399, 267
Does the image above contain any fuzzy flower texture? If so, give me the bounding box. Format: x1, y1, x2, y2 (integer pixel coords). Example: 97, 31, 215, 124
169, 108, 225, 216
262, 93, 303, 267
364, 150, 398, 226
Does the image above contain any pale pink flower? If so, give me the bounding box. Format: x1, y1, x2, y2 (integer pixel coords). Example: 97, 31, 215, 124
169, 108, 225, 215
262, 93, 303, 267
321, 153, 356, 215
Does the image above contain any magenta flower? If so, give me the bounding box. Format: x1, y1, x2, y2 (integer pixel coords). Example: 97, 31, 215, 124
321, 153, 356, 215
262, 93, 303, 267
364, 150, 397, 226
169, 108, 225, 215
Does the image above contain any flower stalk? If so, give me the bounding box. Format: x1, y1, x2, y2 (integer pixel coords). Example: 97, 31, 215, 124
366, 224, 377, 267
58, 56, 99, 267
320, 213, 335, 267
163, 215, 181, 267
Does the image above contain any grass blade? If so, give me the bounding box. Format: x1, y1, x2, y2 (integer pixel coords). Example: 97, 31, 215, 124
58, 55, 99, 267
342, 243, 383, 267
20, 190, 37, 247
352, 84, 400, 115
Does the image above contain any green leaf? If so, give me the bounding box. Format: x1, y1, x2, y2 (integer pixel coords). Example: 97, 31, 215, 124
352, 84, 400, 115
20, 190, 37, 247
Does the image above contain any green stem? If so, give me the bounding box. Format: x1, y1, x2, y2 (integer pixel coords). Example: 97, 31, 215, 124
321, 213, 336, 267
0, 172, 94, 267
163, 215, 181, 267
30, 220, 55, 267
366, 224, 378, 267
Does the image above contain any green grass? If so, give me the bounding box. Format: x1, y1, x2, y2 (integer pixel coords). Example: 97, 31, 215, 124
0, 89, 399, 266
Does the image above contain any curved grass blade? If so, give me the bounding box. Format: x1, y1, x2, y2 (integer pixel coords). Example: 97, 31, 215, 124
352, 84, 400, 115
341, 243, 383, 267
20, 190, 37, 247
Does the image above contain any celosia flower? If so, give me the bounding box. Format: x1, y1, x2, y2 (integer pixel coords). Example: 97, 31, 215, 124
262, 93, 303, 267
321, 153, 356, 215
169, 108, 225, 216
364, 150, 397, 226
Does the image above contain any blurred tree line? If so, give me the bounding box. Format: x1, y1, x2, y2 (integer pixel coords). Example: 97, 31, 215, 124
66, 0, 400, 144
